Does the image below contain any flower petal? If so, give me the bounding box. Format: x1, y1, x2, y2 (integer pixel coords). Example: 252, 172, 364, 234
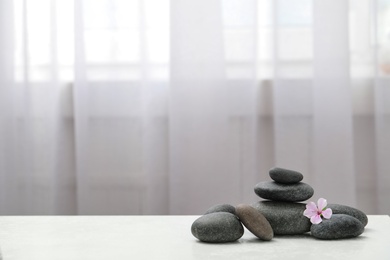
317, 198, 327, 210
311, 215, 322, 224
304, 208, 317, 218
306, 201, 318, 211
322, 208, 332, 219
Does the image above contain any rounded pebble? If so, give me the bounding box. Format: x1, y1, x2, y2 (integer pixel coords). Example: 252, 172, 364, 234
310, 214, 364, 240
235, 204, 273, 241
254, 181, 314, 202
251, 201, 311, 235
327, 204, 368, 227
269, 167, 303, 184
191, 212, 244, 243
204, 204, 236, 215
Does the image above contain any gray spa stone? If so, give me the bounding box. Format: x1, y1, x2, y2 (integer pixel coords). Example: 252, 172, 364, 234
269, 167, 303, 184
191, 212, 244, 243
235, 204, 274, 241
327, 203, 368, 227
254, 181, 314, 202
204, 204, 236, 215
310, 214, 364, 240
251, 201, 311, 235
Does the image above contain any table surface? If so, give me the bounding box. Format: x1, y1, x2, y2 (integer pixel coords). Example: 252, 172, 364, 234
0, 215, 388, 259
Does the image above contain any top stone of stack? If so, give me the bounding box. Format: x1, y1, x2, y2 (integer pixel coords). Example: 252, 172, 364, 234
269, 167, 303, 184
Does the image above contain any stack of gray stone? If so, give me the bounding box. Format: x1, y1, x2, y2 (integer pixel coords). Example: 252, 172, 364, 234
253, 167, 367, 239
191, 167, 368, 242
252, 167, 315, 235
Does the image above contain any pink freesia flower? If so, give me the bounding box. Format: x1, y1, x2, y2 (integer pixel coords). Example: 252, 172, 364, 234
303, 198, 332, 224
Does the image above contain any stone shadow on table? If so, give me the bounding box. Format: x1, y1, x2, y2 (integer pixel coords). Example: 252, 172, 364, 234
239, 237, 278, 244
275, 233, 369, 241
193, 240, 242, 245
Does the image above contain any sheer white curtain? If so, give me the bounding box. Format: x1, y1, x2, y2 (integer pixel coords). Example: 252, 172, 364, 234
0, 0, 389, 215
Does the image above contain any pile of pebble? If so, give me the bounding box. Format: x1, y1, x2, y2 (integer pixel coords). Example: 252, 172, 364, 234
191, 167, 368, 242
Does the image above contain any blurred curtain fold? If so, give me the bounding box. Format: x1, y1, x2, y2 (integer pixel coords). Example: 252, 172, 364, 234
0, 0, 389, 215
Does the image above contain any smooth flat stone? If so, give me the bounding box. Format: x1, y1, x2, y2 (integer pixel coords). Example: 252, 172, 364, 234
269, 167, 303, 184
191, 212, 244, 243
235, 204, 273, 241
204, 204, 236, 215
251, 201, 311, 235
328, 203, 368, 227
254, 181, 314, 202
310, 214, 364, 240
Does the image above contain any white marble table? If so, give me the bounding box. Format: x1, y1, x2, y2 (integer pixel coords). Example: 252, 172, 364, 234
0, 215, 388, 259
